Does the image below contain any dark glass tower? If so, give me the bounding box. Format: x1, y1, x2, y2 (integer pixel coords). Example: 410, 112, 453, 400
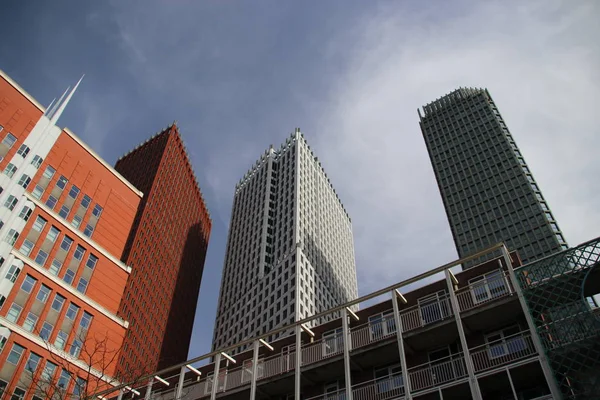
419, 88, 568, 267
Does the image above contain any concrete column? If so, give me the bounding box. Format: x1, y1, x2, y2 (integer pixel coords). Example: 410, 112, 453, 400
117, 389, 124, 400
210, 353, 222, 400
176, 365, 186, 399
341, 309, 353, 400
445, 270, 482, 400
144, 378, 154, 400
295, 325, 302, 399
390, 290, 412, 399
501, 246, 562, 399
250, 340, 260, 400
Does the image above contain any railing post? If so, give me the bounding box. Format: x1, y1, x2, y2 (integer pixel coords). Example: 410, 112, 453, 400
250, 340, 260, 400
117, 389, 124, 400
176, 365, 186, 399
295, 325, 301, 400
144, 377, 154, 400
445, 270, 482, 400
341, 309, 353, 400
390, 290, 412, 399
210, 353, 222, 400
501, 245, 562, 400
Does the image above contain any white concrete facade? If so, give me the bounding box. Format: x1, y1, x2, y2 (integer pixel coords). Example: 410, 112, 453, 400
213, 129, 358, 354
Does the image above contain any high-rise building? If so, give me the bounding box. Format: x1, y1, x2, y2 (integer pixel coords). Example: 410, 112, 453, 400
0, 71, 143, 397
419, 88, 568, 267
115, 125, 212, 372
212, 129, 358, 354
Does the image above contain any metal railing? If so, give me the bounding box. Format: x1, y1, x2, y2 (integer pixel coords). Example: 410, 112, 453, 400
455, 271, 514, 312
352, 372, 405, 400
408, 353, 467, 392
469, 331, 535, 373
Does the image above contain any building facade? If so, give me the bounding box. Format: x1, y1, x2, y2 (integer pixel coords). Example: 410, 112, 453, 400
103, 238, 600, 400
212, 130, 358, 354
419, 88, 568, 267
0, 71, 143, 397
115, 125, 212, 372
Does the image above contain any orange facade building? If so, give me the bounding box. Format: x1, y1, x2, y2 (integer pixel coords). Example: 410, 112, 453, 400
0, 70, 211, 398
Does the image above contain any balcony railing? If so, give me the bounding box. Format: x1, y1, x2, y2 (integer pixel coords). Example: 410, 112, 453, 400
409, 353, 467, 392
470, 331, 535, 373
456, 271, 514, 312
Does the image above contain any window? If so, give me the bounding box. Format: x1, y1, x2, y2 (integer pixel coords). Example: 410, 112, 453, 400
32, 215, 47, 232
58, 369, 71, 389
76, 278, 88, 294
66, 303, 80, 320
369, 312, 396, 340
0, 381, 6, 397
6, 303, 22, 322
86, 254, 98, 270
31, 155, 43, 168
17, 144, 30, 157
45, 195, 58, 209
49, 259, 62, 276
71, 214, 82, 229
11, 387, 26, 400
18, 206, 32, 221
68, 185, 80, 199
26, 352, 42, 372
46, 226, 60, 242
4, 195, 18, 210
74, 377, 87, 397
80, 311, 93, 329
3, 163, 17, 177
56, 175, 68, 189
374, 365, 404, 394
5, 264, 20, 282
70, 339, 83, 357
92, 204, 103, 217
42, 361, 58, 381
17, 174, 31, 189
36, 284, 51, 303
51, 293, 66, 312
18, 239, 34, 256
322, 328, 344, 356
83, 224, 94, 237
43, 165, 56, 179
60, 235, 73, 251
469, 270, 508, 304
6, 343, 25, 365
40, 322, 54, 340
20, 275, 37, 293
4, 229, 19, 245
34, 249, 49, 265
73, 244, 86, 260
32, 184, 44, 199
418, 290, 451, 325
2, 132, 17, 148
63, 270, 75, 285
485, 325, 527, 358
81, 194, 91, 209
23, 312, 38, 332
54, 331, 68, 350
58, 205, 70, 218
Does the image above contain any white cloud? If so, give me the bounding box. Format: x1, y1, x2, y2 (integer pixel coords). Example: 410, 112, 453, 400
311, 0, 600, 295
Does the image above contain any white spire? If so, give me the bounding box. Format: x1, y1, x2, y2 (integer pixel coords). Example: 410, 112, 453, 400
44, 97, 57, 117
49, 74, 84, 126
47, 86, 70, 120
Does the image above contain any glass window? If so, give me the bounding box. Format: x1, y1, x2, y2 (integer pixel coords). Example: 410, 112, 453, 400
60, 235, 73, 251
58, 369, 71, 389
32, 185, 44, 199
18, 239, 34, 256
49, 259, 62, 276
42, 165, 56, 179
22, 312, 38, 332
74, 377, 87, 397
56, 175, 68, 190
76, 278, 88, 294
68, 185, 80, 199
45, 195, 58, 209
63, 270, 75, 285
92, 204, 103, 217
66, 303, 80, 320
51, 293, 66, 312
42, 361, 58, 381
46, 226, 60, 242
2, 132, 17, 148
11, 387, 26, 400
69, 339, 82, 357
4, 229, 18, 245
83, 224, 94, 237
5, 265, 20, 282
80, 311, 93, 329
3, 162, 17, 177
55, 331, 68, 350
4, 195, 18, 211
20, 275, 37, 293
40, 322, 54, 340
73, 245, 86, 261
36, 284, 51, 303
31, 155, 43, 168
80, 194, 91, 209
6, 303, 22, 322
26, 352, 42, 372
17, 144, 30, 157
0, 381, 6, 397
34, 249, 49, 265
32, 215, 47, 232
17, 206, 32, 221
6, 343, 25, 365
58, 205, 70, 219
86, 254, 98, 270
71, 214, 82, 229
17, 174, 31, 189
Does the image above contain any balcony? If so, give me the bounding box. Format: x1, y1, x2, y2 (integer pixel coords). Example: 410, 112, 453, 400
470, 331, 536, 373
456, 270, 514, 313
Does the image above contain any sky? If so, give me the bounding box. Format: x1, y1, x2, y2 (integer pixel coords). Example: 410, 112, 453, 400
1, 0, 598, 361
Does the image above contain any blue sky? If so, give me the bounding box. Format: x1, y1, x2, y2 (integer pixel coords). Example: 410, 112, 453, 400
1, 0, 598, 361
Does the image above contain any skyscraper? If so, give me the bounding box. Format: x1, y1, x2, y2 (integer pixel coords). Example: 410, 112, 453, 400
212, 129, 358, 353
115, 125, 212, 372
419, 88, 568, 267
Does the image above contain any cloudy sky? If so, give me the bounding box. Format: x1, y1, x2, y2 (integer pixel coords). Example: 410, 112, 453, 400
1, 0, 598, 360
